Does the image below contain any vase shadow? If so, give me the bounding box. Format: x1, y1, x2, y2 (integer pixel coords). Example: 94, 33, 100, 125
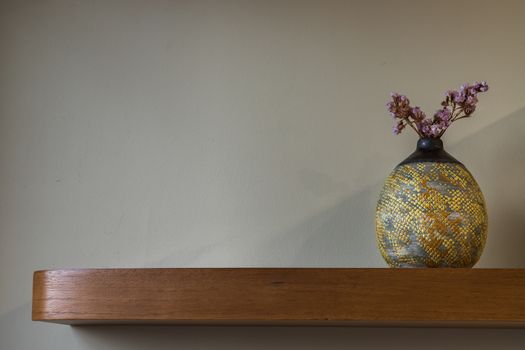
254, 184, 384, 267
450, 106, 525, 267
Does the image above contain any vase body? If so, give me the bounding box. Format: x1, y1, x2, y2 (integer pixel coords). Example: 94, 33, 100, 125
375, 138, 488, 268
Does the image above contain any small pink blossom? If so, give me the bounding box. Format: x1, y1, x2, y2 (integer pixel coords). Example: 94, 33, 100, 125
410, 107, 426, 122
392, 120, 405, 135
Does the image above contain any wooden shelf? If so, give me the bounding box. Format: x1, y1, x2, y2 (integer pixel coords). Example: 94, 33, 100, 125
32, 268, 525, 327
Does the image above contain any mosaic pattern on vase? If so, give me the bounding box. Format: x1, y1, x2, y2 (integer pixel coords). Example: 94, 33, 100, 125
375, 162, 487, 268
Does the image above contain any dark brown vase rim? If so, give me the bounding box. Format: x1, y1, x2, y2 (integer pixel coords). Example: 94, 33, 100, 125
398, 137, 463, 166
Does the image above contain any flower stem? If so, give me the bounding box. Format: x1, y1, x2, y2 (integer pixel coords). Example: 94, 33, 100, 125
452, 115, 470, 122
405, 117, 423, 137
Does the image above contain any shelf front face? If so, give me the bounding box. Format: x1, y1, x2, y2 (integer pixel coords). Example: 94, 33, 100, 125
32, 268, 525, 326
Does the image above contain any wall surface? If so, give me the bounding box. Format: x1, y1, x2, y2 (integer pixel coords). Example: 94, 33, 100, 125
2, 0, 525, 348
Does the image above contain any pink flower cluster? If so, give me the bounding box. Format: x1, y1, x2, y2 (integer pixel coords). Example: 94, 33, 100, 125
387, 81, 489, 138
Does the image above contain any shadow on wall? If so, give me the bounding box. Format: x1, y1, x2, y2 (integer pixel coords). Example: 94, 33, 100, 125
150, 183, 385, 268
70, 325, 525, 350
254, 184, 384, 267
451, 106, 525, 267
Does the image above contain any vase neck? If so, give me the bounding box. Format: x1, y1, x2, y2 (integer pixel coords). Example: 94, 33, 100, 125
398, 138, 463, 166
417, 138, 443, 151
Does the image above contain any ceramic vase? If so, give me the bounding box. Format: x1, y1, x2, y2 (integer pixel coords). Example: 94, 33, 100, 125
375, 138, 488, 268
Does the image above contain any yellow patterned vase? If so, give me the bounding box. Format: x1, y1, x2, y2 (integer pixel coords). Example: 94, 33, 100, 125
376, 138, 487, 268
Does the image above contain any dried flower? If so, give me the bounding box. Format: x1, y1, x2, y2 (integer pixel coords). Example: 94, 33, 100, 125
387, 93, 411, 119
434, 107, 452, 123
392, 120, 405, 135
410, 107, 426, 122
386, 81, 489, 138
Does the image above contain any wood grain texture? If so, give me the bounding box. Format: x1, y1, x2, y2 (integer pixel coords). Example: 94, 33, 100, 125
32, 268, 525, 326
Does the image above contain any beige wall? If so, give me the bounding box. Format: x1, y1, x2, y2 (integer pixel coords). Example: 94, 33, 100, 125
2, 0, 525, 348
